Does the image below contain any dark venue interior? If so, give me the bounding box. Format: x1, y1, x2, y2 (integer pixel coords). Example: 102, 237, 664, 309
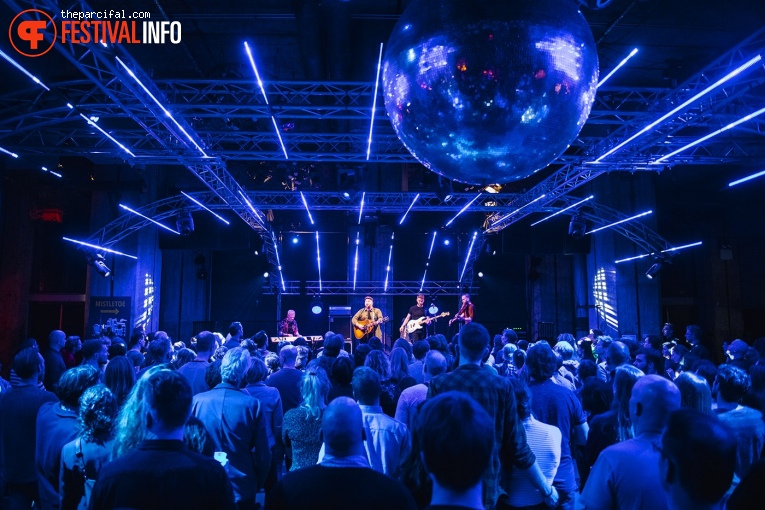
2, 0, 765, 366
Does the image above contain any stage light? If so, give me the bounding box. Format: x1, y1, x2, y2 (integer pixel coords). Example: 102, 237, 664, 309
597, 48, 638, 88
460, 231, 478, 282
729, 169, 765, 187
443, 239, 450, 246
0, 146, 19, 158
586, 210, 652, 235
530, 195, 594, 226
342, 191, 351, 200
315, 231, 322, 292
0, 48, 50, 91
263, 271, 269, 278
358, 192, 366, 225
115, 57, 208, 157
645, 257, 668, 279
384, 232, 394, 292
568, 215, 587, 239
180, 191, 230, 225
66, 103, 73, 109
615, 241, 702, 264
367, 42, 384, 161
119, 204, 180, 235
399, 193, 419, 225
478, 271, 484, 278
445, 193, 482, 227
87, 253, 111, 277
594, 54, 762, 162
244, 42, 289, 159
63, 237, 137, 259
653, 105, 765, 164
270, 231, 286, 292
435, 178, 453, 203
428, 302, 439, 315
291, 236, 299, 244
176, 211, 194, 236
300, 192, 315, 225
41, 166, 62, 178
353, 231, 360, 291
311, 295, 324, 315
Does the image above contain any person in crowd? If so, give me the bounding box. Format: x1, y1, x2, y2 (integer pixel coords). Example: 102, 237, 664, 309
581, 375, 681, 510
389, 347, 417, 403
36, 365, 101, 510
282, 365, 330, 471
742, 364, 765, 416
90, 370, 236, 509
138, 337, 173, 377
192, 347, 270, 508
327, 356, 355, 402
504, 378, 562, 508
674, 372, 712, 413
428, 322, 558, 509
364, 349, 397, 417
244, 357, 284, 492
643, 334, 662, 351
59, 385, 118, 510
526, 342, 588, 508
351, 367, 410, 477
633, 347, 663, 375
396, 350, 447, 431
603, 341, 631, 381
593, 336, 613, 381
713, 364, 765, 478
726, 339, 751, 371
112, 366, 174, 459
225, 321, 244, 349
173, 348, 196, 370
317, 334, 345, 379
0, 347, 58, 508
417, 392, 492, 510
583, 365, 643, 488
266, 345, 303, 414
659, 409, 737, 510
178, 331, 216, 396
61, 336, 82, 369
407, 340, 429, 384
42, 330, 68, 390
266, 397, 417, 509
126, 329, 147, 369
80, 339, 109, 375
684, 325, 702, 348
662, 323, 679, 345
103, 355, 135, 407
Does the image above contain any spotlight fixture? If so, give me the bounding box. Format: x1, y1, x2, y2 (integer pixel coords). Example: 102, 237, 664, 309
291, 236, 299, 244
310, 295, 324, 315
86, 253, 111, 277
568, 214, 587, 239
428, 302, 439, 315
263, 271, 269, 278
478, 271, 484, 278
434, 177, 454, 203
176, 210, 194, 236
645, 256, 670, 280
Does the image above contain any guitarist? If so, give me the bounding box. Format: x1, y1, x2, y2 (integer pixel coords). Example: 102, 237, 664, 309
399, 293, 428, 343
352, 296, 384, 344
449, 293, 475, 328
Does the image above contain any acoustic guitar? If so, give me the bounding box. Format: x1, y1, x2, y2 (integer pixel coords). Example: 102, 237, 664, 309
406, 312, 450, 333
353, 316, 389, 340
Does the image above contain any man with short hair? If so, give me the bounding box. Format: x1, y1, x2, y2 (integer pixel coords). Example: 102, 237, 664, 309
351, 366, 410, 477
0, 347, 58, 508
526, 342, 588, 509
684, 325, 702, 348
633, 347, 663, 375
395, 350, 446, 430
419, 392, 494, 509
80, 339, 108, 372
399, 293, 428, 343
91, 370, 235, 509
35, 365, 100, 510
193, 347, 271, 509
266, 397, 417, 509
594, 336, 614, 381
179, 330, 216, 395
225, 321, 244, 349
42, 330, 67, 390
428, 322, 557, 509
266, 345, 303, 414
659, 409, 737, 510
713, 364, 765, 477
604, 341, 631, 378
581, 375, 681, 510
408, 340, 430, 384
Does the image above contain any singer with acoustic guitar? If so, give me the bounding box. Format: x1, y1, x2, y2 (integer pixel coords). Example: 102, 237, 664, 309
352, 296, 387, 344
449, 293, 475, 328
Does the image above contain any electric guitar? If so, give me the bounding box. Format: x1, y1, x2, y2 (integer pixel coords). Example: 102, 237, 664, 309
406, 312, 450, 334
353, 316, 389, 340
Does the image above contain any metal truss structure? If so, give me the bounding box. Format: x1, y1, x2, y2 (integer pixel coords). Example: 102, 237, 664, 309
277, 280, 468, 296
1, 1, 763, 295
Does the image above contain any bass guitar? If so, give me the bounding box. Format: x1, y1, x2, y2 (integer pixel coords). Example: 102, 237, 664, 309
406, 312, 450, 334
353, 316, 389, 340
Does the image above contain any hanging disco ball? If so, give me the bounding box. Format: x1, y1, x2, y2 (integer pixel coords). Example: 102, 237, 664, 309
382, 0, 599, 185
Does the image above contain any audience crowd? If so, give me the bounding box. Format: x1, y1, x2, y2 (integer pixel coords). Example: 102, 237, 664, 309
0, 321, 764, 509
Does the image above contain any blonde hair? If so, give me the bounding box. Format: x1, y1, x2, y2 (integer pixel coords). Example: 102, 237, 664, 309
300, 366, 330, 420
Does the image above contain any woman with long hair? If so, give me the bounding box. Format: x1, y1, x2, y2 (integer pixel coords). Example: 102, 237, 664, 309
60, 385, 118, 510
365, 350, 397, 417
104, 356, 136, 406
282, 365, 330, 471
